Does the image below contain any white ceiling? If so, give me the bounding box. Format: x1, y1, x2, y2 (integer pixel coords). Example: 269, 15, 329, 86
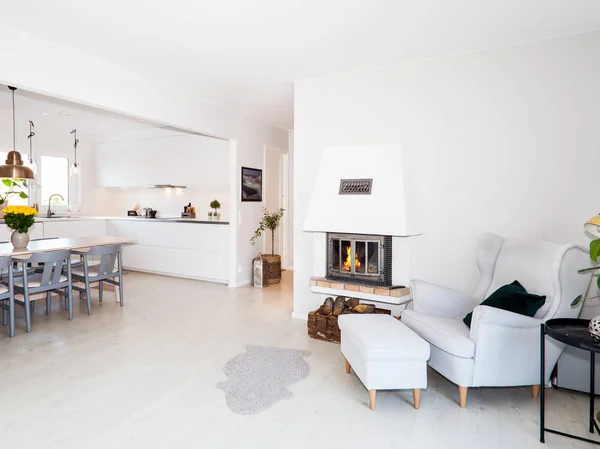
0, 84, 158, 141
2, 0, 600, 130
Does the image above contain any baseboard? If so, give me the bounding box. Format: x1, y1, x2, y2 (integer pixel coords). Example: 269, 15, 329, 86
123, 268, 229, 285
229, 280, 251, 288
291, 310, 308, 321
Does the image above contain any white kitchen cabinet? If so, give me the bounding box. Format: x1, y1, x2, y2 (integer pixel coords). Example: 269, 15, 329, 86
0, 222, 43, 243
43, 220, 107, 239
106, 219, 229, 283
95, 134, 229, 188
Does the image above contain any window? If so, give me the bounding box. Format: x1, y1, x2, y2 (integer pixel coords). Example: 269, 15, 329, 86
0, 151, 29, 206
40, 156, 69, 206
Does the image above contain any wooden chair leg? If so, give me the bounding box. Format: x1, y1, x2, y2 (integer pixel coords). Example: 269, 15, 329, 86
345, 358, 351, 374
368, 390, 376, 411
413, 389, 421, 409
458, 386, 468, 408
532, 385, 540, 398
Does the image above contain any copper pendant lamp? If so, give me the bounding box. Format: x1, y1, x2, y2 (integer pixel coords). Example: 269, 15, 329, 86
0, 86, 34, 180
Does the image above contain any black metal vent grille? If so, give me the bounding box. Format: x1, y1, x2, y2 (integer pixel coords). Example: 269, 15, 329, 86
339, 178, 373, 195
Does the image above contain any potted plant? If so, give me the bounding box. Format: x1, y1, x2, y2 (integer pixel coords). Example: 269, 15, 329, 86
207, 211, 213, 220
250, 208, 284, 284
0, 179, 28, 216
210, 200, 221, 220
574, 225, 600, 343
4, 205, 38, 249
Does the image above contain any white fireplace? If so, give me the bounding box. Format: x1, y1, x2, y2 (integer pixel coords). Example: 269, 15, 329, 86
304, 143, 423, 301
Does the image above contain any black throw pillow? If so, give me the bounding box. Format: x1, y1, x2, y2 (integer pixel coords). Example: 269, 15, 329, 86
463, 280, 546, 328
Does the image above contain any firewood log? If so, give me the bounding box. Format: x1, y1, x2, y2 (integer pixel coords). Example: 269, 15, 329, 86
363, 304, 376, 314
333, 296, 346, 316
353, 304, 368, 313
322, 297, 334, 316
345, 298, 359, 309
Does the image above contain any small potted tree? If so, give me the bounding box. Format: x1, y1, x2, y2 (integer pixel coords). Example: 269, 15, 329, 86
210, 200, 221, 220
250, 208, 284, 284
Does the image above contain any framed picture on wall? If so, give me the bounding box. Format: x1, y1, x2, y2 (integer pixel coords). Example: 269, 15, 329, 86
241, 166, 263, 202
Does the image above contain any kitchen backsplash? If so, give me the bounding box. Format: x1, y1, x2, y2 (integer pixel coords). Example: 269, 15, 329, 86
83, 185, 230, 220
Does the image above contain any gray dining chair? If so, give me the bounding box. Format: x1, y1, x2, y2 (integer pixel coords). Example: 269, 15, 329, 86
71, 244, 123, 315
0, 256, 15, 337
13, 249, 73, 333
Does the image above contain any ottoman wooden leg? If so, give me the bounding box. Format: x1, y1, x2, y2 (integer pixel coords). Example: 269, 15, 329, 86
345, 358, 351, 374
368, 390, 376, 411
458, 386, 468, 408
532, 385, 540, 398
413, 389, 421, 409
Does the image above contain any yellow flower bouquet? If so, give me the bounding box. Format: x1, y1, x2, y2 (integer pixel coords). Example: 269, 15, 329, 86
4, 205, 38, 233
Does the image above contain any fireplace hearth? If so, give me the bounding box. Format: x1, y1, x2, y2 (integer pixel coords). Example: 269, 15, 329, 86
326, 232, 392, 286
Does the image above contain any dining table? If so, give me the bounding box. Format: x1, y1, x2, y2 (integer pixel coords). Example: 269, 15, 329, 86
1, 235, 138, 301
0, 236, 137, 257
0, 236, 138, 337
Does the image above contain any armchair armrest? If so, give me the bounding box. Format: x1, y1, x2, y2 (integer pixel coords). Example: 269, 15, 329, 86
410, 279, 481, 319
470, 305, 542, 343
469, 306, 553, 386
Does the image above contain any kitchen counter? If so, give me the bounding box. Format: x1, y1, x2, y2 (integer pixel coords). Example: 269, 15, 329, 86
30, 215, 229, 225
0, 215, 230, 283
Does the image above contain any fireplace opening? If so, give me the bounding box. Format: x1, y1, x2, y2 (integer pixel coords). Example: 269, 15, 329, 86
326, 232, 392, 286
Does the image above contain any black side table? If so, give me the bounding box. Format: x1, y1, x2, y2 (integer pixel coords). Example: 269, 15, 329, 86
541, 318, 600, 445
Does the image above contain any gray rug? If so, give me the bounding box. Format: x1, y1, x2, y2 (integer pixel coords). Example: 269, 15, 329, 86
217, 345, 311, 415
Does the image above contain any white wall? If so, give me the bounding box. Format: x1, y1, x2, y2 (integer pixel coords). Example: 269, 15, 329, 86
294, 31, 600, 318
287, 131, 294, 269
0, 24, 289, 287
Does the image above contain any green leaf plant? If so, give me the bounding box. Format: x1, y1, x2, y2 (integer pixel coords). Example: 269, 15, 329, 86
250, 208, 284, 256
210, 200, 221, 215
573, 238, 600, 307
0, 179, 28, 205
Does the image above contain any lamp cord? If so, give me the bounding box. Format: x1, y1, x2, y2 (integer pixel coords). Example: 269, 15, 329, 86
28, 120, 35, 161
11, 88, 15, 152
71, 129, 79, 164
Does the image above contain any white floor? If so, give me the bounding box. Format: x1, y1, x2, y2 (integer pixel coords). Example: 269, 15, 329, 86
0, 271, 597, 449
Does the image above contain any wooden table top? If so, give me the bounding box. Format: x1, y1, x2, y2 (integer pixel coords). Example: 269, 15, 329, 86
0, 236, 137, 257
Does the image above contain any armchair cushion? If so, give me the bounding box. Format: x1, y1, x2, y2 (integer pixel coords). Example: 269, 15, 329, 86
402, 310, 475, 359
463, 280, 546, 328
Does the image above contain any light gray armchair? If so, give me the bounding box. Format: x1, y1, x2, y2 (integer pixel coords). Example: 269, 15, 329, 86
401, 233, 591, 407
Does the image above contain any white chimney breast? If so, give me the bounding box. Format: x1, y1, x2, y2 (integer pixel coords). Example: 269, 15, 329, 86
303, 143, 424, 237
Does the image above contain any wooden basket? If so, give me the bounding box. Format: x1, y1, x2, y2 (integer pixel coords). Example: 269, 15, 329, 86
307, 306, 391, 344
262, 254, 281, 284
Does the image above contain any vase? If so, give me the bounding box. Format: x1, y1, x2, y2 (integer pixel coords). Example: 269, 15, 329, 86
10, 231, 29, 249
590, 316, 600, 343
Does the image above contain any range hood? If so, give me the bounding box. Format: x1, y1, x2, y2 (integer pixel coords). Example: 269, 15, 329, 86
147, 184, 187, 189
303, 143, 424, 237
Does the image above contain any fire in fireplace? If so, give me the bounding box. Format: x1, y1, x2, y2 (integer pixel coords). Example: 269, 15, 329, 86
326, 232, 392, 286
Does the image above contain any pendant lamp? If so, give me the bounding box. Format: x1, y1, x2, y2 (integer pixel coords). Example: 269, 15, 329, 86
69, 129, 79, 175
0, 86, 35, 180
27, 120, 37, 175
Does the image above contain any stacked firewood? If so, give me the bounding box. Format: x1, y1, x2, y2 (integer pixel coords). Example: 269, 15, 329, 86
308, 296, 390, 343
320, 296, 376, 316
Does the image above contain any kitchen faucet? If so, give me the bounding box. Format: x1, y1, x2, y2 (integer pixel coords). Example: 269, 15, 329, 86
47, 194, 65, 218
